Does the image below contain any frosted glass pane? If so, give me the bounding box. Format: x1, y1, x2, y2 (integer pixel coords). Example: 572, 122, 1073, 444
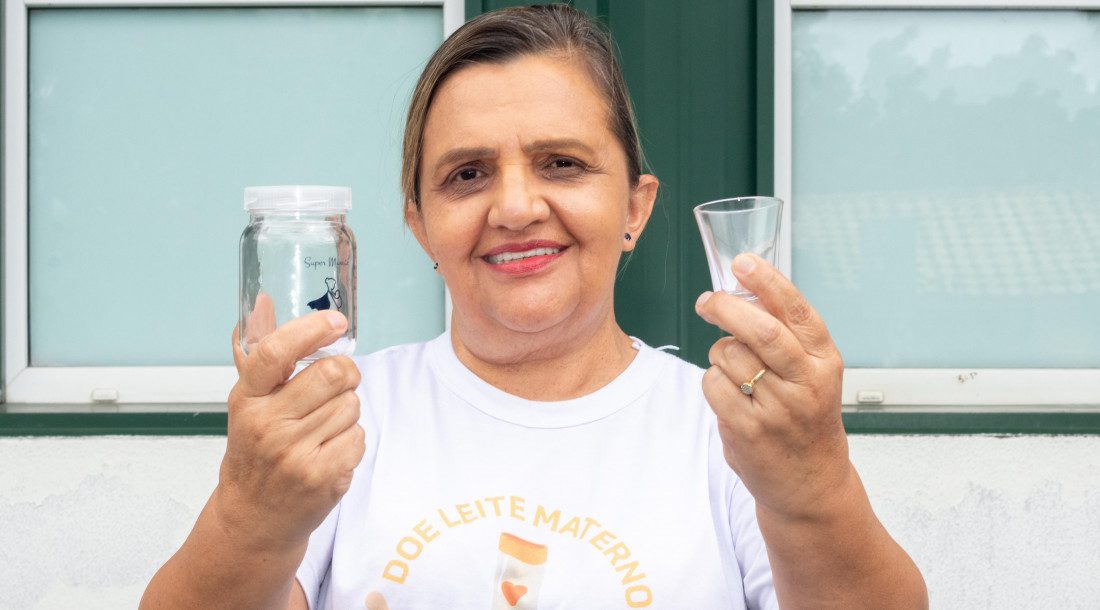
29, 8, 444, 366
792, 11, 1100, 368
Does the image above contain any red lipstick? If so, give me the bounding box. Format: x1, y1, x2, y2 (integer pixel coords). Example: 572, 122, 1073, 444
481, 240, 567, 276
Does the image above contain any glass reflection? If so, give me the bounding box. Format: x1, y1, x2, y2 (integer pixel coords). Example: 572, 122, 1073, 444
792, 11, 1100, 368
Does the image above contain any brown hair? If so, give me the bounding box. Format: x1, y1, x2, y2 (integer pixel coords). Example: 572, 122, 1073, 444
402, 3, 644, 209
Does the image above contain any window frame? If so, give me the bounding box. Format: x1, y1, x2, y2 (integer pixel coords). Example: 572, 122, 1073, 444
773, 0, 1100, 410
1, 0, 463, 410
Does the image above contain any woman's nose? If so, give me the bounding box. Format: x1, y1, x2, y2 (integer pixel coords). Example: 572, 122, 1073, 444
487, 165, 549, 231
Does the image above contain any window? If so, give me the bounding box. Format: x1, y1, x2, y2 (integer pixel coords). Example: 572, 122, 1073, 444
2, 0, 464, 410
774, 0, 1100, 408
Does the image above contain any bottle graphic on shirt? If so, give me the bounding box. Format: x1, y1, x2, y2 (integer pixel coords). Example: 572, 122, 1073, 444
490, 533, 548, 609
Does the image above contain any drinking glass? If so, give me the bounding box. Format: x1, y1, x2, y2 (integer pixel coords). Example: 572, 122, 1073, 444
694, 196, 783, 301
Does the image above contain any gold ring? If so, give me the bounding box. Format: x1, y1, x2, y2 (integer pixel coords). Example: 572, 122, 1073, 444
740, 368, 767, 396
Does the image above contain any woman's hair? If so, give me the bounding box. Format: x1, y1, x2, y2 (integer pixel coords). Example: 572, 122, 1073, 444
402, 3, 644, 209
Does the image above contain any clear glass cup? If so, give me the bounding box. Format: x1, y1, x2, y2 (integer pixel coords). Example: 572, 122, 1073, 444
239, 185, 357, 362
694, 196, 783, 301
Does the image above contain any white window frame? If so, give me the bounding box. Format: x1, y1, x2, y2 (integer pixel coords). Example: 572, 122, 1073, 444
774, 0, 1100, 409
2, 0, 462, 409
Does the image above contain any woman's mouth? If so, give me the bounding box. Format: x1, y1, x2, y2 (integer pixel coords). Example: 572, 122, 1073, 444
482, 241, 567, 275
486, 247, 562, 264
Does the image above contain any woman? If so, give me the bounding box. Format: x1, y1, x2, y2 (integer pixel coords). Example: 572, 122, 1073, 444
142, 5, 926, 609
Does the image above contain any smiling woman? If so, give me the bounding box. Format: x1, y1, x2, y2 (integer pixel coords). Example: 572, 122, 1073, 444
141, 5, 926, 610
406, 52, 658, 397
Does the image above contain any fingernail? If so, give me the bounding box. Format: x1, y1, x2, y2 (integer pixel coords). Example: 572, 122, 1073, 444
733, 254, 756, 275
326, 311, 347, 330
695, 291, 714, 310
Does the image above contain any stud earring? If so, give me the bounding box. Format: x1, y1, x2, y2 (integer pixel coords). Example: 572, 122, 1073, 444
624, 233, 632, 241
433, 262, 439, 270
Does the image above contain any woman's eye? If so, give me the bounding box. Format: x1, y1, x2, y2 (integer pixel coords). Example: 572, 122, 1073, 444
442, 166, 487, 196
546, 157, 585, 175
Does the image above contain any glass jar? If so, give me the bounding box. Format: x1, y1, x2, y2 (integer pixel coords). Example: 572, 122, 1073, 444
239, 185, 357, 362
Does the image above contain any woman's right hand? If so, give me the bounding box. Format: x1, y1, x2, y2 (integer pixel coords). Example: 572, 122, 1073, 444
219, 309, 366, 553
139, 310, 364, 610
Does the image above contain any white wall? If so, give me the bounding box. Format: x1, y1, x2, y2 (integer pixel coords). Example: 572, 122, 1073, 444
1, 435, 1097, 609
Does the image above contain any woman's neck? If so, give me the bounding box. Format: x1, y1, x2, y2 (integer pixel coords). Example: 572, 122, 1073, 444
450, 310, 638, 402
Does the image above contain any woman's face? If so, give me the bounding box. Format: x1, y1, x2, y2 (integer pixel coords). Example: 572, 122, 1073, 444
407, 53, 657, 343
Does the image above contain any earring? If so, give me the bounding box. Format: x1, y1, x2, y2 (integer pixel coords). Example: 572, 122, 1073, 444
624, 233, 632, 241
433, 262, 439, 270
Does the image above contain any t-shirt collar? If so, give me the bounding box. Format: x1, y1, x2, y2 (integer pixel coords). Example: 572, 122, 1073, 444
426, 331, 668, 429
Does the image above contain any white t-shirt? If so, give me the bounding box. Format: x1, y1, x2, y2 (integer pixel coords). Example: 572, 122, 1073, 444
297, 333, 777, 610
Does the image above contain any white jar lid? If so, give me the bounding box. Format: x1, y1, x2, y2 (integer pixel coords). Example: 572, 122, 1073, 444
244, 185, 352, 211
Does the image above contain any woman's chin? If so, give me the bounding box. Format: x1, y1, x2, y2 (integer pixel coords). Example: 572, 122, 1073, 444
498, 312, 570, 335
485, 300, 577, 336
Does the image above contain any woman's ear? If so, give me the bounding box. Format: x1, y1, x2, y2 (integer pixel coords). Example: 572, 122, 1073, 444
623, 174, 659, 252
405, 200, 435, 260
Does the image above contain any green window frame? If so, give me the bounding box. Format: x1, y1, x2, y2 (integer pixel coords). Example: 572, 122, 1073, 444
773, 0, 1100, 432
0, 0, 463, 433
4, 0, 1098, 435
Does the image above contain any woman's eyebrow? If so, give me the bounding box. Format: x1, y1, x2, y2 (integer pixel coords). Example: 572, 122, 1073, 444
432, 139, 595, 174
434, 146, 497, 173
522, 138, 596, 156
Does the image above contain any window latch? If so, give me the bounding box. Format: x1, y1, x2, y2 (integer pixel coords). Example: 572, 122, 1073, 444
90, 388, 119, 403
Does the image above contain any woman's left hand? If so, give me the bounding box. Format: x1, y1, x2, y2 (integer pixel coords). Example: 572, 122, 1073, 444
696, 253, 851, 521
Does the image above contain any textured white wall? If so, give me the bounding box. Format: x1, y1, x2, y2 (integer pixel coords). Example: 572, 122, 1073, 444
0, 437, 224, 610
0, 435, 1097, 609
851, 435, 1100, 608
